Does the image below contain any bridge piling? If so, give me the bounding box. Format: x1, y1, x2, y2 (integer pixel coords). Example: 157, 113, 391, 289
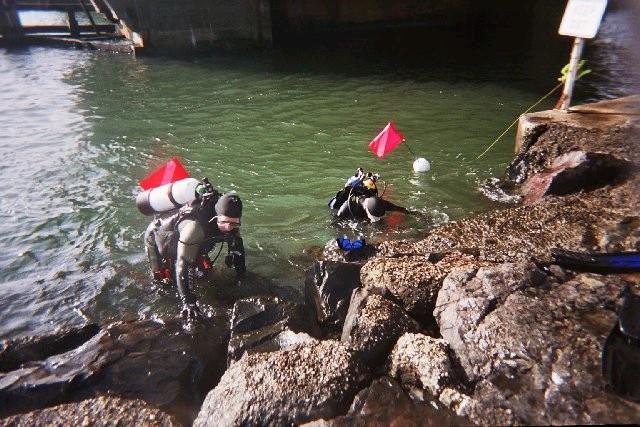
0, 0, 24, 39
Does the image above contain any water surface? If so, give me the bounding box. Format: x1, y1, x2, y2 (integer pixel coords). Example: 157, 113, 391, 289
0, 7, 636, 339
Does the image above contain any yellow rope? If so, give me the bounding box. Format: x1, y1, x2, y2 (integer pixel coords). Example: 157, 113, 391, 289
476, 82, 563, 160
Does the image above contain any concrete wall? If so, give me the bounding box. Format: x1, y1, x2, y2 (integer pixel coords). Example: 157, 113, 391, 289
270, 0, 469, 28
104, 0, 565, 52
106, 0, 272, 50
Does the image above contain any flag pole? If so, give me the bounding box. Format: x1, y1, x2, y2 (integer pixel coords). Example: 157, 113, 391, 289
402, 140, 416, 157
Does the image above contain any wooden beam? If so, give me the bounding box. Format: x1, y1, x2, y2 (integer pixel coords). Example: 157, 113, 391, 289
16, 1, 82, 6
88, 0, 116, 22
15, 0, 85, 11
16, 5, 85, 12
78, 0, 100, 34
21, 23, 114, 33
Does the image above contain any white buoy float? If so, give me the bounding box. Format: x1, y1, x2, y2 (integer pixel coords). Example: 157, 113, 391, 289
413, 157, 431, 173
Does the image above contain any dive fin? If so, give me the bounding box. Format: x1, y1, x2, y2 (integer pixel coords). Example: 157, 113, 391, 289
551, 248, 640, 273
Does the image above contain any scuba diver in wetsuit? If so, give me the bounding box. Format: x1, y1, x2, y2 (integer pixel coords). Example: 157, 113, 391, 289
144, 181, 245, 322
329, 169, 409, 222
345, 168, 365, 187
336, 195, 409, 222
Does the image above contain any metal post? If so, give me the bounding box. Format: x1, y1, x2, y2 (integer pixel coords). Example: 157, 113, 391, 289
559, 37, 585, 111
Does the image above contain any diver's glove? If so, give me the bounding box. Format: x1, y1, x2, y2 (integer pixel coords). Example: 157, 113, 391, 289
152, 268, 172, 285
225, 251, 246, 274
181, 302, 203, 322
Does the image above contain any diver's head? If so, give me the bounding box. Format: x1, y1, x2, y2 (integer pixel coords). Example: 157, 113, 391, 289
363, 197, 385, 222
214, 194, 242, 232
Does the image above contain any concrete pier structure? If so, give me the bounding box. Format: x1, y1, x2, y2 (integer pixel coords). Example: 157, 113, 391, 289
0, 0, 23, 40
100, 0, 567, 52
105, 0, 272, 50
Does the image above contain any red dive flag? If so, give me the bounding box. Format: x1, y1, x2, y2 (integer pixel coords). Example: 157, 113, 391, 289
139, 158, 190, 190
368, 121, 405, 159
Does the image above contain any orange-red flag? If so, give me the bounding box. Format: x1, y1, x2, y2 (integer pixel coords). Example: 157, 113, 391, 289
368, 121, 405, 159
139, 158, 190, 190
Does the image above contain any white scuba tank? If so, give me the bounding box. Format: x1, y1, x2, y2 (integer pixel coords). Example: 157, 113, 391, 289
136, 177, 201, 215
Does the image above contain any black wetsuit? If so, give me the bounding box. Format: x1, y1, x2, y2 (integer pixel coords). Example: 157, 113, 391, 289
335, 195, 408, 220
144, 194, 245, 305
332, 185, 377, 208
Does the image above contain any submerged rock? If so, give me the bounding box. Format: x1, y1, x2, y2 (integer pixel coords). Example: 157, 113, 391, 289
1, 396, 179, 427
477, 177, 521, 204
194, 340, 370, 426
227, 295, 320, 365
304, 261, 362, 329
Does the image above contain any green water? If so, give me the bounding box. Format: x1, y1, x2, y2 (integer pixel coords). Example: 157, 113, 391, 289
1, 7, 636, 338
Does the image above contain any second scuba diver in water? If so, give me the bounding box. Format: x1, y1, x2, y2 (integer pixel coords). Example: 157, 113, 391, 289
142, 179, 245, 322
329, 168, 409, 222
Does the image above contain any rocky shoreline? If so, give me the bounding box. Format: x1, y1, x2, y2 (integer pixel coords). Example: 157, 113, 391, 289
1, 96, 639, 425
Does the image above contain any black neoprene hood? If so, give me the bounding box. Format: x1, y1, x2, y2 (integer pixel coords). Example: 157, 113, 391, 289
215, 194, 243, 218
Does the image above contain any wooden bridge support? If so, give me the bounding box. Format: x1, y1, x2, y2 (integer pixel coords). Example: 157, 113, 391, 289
0, 0, 24, 39
67, 7, 79, 36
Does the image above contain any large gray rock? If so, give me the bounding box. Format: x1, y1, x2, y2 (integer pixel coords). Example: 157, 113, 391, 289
510, 97, 640, 185
304, 261, 362, 329
305, 377, 470, 427
0, 396, 179, 426
360, 251, 487, 327
434, 263, 547, 381
388, 333, 459, 398
228, 295, 320, 365
434, 262, 640, 425
0, 318, 227, 422
341, 288, 418, 366
194, 340, 370, 426
521, 150, 633, 204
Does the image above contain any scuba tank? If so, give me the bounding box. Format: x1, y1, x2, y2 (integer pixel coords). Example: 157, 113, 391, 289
552, 248, 640, 273
136, 177, 201, 216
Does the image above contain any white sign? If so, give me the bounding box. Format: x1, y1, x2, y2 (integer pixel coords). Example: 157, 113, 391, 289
559, 0, 607, 39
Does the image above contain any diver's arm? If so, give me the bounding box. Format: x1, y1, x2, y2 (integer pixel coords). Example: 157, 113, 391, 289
227, 234, 245, 274
383, 199, 410, 213
175, 220, 205, 306
336, 199, 350, 218
144, 220, 163, 277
